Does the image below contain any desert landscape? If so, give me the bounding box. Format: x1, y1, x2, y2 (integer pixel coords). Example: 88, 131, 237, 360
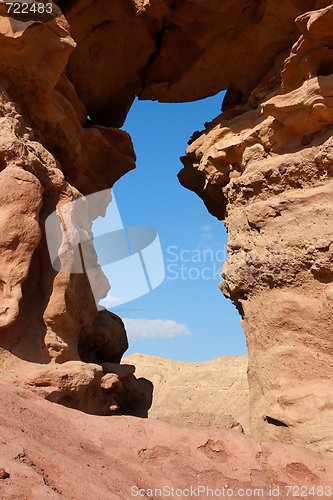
0, 0, 333, 498
125, 354, 250, 433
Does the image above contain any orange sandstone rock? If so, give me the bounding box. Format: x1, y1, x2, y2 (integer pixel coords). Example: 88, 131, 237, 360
179, 3, 333, 454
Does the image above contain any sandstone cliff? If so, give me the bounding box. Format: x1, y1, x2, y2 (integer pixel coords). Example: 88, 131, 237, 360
179, 2, 333, 454
125, 353, 250, 433
0, 2, 147, 416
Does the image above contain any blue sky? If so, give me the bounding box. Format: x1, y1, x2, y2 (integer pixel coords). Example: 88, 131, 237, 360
93, 92, 247, 361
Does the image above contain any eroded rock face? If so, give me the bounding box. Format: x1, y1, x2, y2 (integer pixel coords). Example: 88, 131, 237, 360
0, 6, 149, 416
180, 4, 333, 453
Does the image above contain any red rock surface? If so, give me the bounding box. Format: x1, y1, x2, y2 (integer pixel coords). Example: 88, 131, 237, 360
1, 383, 333, 500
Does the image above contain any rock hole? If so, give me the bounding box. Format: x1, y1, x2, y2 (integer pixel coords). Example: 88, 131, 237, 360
264, 415, 289, 427
54, 0, 78, 13
318, 60, 333, 77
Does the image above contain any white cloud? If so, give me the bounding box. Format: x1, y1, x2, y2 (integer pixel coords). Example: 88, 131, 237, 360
123, 318, 191, 340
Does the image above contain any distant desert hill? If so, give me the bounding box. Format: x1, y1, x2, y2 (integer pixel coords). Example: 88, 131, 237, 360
124, 354, 250, 433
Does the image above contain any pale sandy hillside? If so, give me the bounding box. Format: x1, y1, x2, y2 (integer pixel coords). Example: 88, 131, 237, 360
124, 354, 250, 433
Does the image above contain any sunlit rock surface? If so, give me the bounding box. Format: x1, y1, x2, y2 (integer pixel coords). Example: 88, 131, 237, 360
179, 3, 333, 454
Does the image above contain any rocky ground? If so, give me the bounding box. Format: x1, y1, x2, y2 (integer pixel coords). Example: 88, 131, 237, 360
1, 383, 333, 500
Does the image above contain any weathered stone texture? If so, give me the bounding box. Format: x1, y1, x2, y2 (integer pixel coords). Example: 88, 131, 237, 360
179, 4, 333, 453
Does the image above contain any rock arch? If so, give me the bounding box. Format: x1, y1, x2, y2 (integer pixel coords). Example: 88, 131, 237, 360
0, 0, 332, 452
